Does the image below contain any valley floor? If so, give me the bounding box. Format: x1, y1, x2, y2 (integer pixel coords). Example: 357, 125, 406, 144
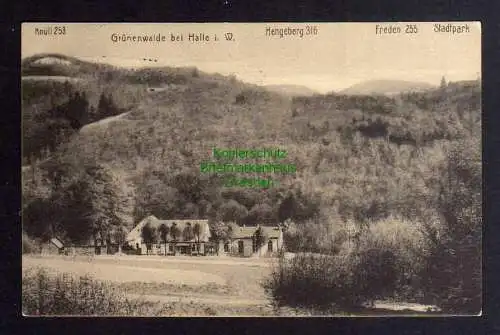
22, 255, 441, 316
23, 254, 274, 316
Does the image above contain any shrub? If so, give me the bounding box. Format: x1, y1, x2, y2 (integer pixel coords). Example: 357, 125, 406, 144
22, 267, 158, 316
351, 248, 398, 304
264, 253, 341, 310
282, 220, 322, 253
22, 232, 40, 254
418, 138, 481, 314
283, 214, 344, 255
355, 216, 427, 301
265, 215, 424, 312
263, 250, 399, 312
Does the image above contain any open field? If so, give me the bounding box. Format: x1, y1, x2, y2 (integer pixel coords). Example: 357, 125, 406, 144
23, 256, 227, 286
22, 254, 275, 315
22, 254, 442, 316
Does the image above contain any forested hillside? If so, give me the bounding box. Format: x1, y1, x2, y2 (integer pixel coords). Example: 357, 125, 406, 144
340, 79, 435, 95
22, 54, 480, 250
22, 54, 481, 312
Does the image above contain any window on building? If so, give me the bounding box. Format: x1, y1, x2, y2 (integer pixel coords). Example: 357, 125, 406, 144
168, 244, 173, 252
268, 240, 273, 252
224, 242, 229, 252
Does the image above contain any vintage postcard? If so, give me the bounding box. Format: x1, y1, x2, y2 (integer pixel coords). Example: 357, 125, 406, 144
21, 22, 481, 317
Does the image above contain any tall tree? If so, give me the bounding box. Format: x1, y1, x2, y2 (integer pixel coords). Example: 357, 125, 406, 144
209, 220, 234, 255
56, 179, 96, 244
278, 193, 296, 223
97, 92, 119, 118
170, 171, 204, 204
23, 197, 59, 242
440, 76, 447, 89
97, 93, 109, 118
113, 226, 128, 254
193, 222, 202, 245
158, 224, 170, 255
253, 226, 269, 254
170, 223, 180, 255
182, 222, 194, 242
82, 164, 129, 237
182, 223, 195, 255
46, 162, 131, 245
141, 223, 157, 255
66, 91, 89, 130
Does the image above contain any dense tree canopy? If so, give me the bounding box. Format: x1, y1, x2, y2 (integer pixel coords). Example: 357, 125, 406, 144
22, 56, 481, 314
420, 137, 481, 312
182, 223, 194, 241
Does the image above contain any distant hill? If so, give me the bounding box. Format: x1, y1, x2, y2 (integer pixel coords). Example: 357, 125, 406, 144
21, 54, 481, 314
21, 53, 110, 77
22, 53, 481, 249
340, 79, 435, 96
264, 84, 319, 97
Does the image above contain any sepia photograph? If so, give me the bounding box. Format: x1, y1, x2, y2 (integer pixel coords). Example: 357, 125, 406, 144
21, 22, 481, 317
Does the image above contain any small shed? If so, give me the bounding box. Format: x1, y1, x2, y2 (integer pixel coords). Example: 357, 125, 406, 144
40, 237, 65, 255
50, 237, 64, 249
223, 225, 284, 257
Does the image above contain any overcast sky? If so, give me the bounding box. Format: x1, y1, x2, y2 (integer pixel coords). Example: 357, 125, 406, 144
22, 22, 481, 93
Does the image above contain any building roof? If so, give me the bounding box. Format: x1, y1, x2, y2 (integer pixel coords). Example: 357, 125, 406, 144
127, 215, 211, 243
263, 226, 282, 239
232, 226, 258, 239
231, 225, 281, 239
50, 237, 64, 249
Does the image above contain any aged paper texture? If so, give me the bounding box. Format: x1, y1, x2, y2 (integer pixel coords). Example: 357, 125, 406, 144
22, 22, 481, 316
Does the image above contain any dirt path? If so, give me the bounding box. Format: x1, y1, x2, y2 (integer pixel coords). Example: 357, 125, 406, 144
80, 112, 130, 133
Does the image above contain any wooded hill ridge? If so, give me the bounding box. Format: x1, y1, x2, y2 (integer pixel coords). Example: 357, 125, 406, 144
264, 84, 320, 97
340, 79, 436, 96
22, 54, 480, 250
